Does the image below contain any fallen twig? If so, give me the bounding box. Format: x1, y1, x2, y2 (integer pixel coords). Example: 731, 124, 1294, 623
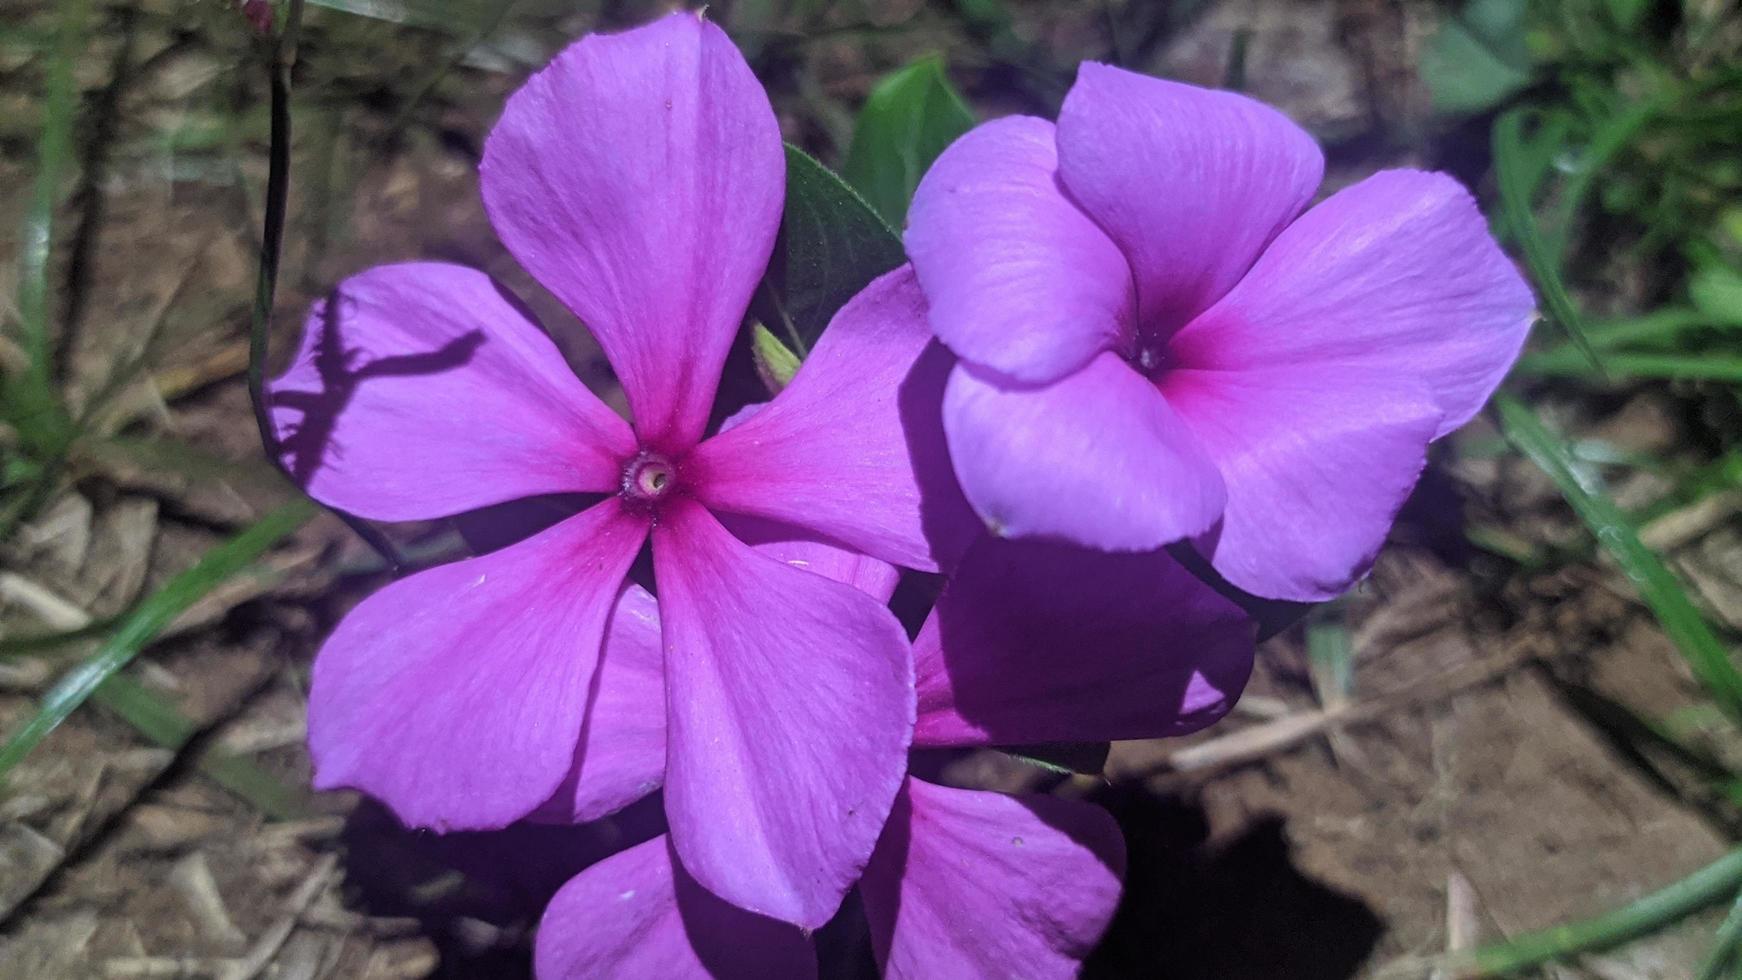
219, 853, 339, 980
1112, 635, 1544, 780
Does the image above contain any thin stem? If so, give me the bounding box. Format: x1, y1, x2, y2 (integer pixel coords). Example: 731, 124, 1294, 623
247, 0, 305, 465
1450, 849, 1742, 976
245, 0, 401, 570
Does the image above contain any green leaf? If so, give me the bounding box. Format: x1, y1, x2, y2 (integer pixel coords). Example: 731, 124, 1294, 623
1493, 109, 1602, 370
1692, 265, 1742, 324
1007, 741, 1111, 776
1497, 396, 1742, 729
1420, 0, 1534, 114
753, 144, 905, 355
0, 499, 316, 781
751, 322, 801, 395
841, 55, 975, 226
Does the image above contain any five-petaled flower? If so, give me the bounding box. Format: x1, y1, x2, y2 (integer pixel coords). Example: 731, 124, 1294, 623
271, 11, 961, 929
527, 538, 1129, 979
906, 64, 1536, 602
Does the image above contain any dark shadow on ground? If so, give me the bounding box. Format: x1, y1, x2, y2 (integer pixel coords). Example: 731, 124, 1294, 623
334, 783, 1381, 978
335, 796, 664, 978
1084, 785, 1384, 980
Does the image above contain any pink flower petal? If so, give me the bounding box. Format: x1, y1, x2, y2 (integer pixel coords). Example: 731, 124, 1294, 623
1166, 365, 1442, 601
914, 535, 1253, 745
942, 353, 1226, 552
533, 518, 895, 827
1170, 169, 1536, 437
692, 266, 979, 573
535, 835, 815, 979
269, 262, 635, 521
308, 500, 647, 831
861, 779, 1125, 979
529, 583, 666, 825
905, 116, 1135, 383
724, 514, 902, 604
652, 499, 913, 928
481, 11, 784, 449
1055, 64, 1323, 331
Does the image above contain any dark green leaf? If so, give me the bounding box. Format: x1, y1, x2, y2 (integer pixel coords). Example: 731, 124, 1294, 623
1420, 0, 1534, 114
1497, 396, 1742, 728
0, 499, 315, 781
841, 55, 975, 225
754, 144, 905, 355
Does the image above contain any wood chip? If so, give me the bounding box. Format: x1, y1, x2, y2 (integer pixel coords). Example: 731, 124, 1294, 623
218, 854, 339, 980
168, 852, 248, 950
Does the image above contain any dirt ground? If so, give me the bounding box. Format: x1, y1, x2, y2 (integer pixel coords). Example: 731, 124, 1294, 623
2, 1, 1739, 977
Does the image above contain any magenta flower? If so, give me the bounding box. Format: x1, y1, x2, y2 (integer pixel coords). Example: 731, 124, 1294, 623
530, 546, 1129, 979
906, 64, 1536, 602
534, 778, 1124, 979
269, 13, 962, 928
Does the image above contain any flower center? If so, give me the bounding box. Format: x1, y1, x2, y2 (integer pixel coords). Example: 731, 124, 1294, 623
622, 451, 678, 504
1132, 342, 1170, 379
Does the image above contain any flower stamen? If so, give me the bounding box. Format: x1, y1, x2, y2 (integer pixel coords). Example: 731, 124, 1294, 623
622, 451, 679, 504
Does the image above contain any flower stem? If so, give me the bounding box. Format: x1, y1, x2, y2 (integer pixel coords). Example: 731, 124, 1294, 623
1447, 848, 1742, 976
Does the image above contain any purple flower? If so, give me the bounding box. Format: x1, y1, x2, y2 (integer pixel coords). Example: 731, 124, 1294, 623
531, 550, 1129, 979
269, 13, 962, 929
905, 64, 1536, 602
534, 778, 1125, 979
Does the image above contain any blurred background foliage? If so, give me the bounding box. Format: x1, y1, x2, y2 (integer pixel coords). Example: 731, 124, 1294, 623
1, 0, 1741, 976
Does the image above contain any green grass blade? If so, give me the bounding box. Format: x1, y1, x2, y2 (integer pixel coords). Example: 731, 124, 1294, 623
1696, 889, 1742, 980
1497, 395, 1742, 727
0, 499, 315, 781
1516, 350, 1742, 383
1306, 611, 1356, 709
1448, 848, 1742, 976
1551, 89, 1673, 260
1523, 309, 1740, 363
92, 674, 307, 819
14, 0, 88, 395
2, 0, 86, 466
1493, 109, 1604, 371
